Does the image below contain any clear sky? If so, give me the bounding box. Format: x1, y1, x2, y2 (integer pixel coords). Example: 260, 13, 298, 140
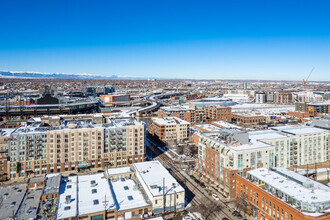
1, 0, 330, 80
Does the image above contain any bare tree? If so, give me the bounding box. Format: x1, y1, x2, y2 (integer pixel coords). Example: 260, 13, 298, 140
235, 191, 249, 216
197, 196, 221, 220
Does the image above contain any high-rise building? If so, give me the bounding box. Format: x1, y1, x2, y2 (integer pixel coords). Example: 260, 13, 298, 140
8, 118, 145, 179
255, 92, 266, 103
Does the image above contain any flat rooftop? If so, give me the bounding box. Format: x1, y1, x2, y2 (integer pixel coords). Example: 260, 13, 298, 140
106, 117, 143, 128
77, 173, 115, 216
212, 121, 243, 130
43, 173, 61, 196
110, 178, 151, 211
57, 176, 78, 219
16, 187, 43, 220
160, 106, 195, 112
248, 168, 330, 205
106, 166, 133, 176
233, 112, 264, 117
134, 161, 184, 197
195, 124, 223, 132
0, 128, 16, 137
153, 117, 190, 125
57, 173, 116, 219
0, 184, 27, 219
200, 129, 289, 151
272, 125, 327, 135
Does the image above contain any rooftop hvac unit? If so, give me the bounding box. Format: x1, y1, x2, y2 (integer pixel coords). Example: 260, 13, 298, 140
303, 180, 314, 189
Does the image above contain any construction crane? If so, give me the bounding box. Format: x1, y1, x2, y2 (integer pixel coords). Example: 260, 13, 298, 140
302, 67, 315, 103
302, 67, 314, 86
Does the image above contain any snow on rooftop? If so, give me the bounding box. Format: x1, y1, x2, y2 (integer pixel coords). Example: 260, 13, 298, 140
232, 103, 295, 114
57, 176, 78, 219
272, 125, 327, 135
110, 178, 150, 211
212, 121, 243, 130
153, 117, 189, 125
107, 117, 143, 128
134, 161, 184, 197
250, 130, 290, 140
57, 173, 116, 219
0, 128, 16, 136
195, 124, 223, 132
77, 173, 115, 216
248, 168, 330, 205
106, 166, 133, 176
273, 167, 330, 191
160, 106, 194, 112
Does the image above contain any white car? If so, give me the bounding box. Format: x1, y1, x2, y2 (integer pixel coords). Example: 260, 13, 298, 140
212, 193, 219, 201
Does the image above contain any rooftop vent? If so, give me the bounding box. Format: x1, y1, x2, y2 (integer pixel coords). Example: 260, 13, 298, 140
303, 180, 314, 189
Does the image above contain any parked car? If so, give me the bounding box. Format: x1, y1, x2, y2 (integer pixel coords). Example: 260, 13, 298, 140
232, 210, 243, 218
212, 193, 219, 201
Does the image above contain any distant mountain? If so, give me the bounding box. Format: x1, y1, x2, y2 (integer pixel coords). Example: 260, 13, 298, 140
0, 71, 122, 79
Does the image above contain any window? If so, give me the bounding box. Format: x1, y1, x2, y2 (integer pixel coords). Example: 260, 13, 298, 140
93, 199, 99, 205
64, 206, 71, 211
124, 186, 129, 190
67, 185, 72, 189
92, 189, 97, 194
128, 196, 133, 200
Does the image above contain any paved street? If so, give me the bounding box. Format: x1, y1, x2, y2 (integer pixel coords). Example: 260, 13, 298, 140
146, 138, 248, 220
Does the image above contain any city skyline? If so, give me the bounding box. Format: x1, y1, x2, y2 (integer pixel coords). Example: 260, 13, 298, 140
1, 0, 330, 81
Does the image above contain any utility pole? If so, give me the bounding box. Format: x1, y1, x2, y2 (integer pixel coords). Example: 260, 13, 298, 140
174, 190, 177, 214
163, 177, 165, 214
103, 194, 109, 219
314, 162, 317, 181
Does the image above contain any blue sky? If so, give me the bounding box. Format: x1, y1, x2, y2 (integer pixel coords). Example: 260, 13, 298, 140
0, 0, 330, 80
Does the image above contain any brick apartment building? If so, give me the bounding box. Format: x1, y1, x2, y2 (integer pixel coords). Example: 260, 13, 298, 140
157, 106, 205, 125
195, 126, 329, 198
202, 106, 232, 122
236, 168, 330, 220
157, 105, 232, 125
232, 113, 266, 125
148, 117, 190, 144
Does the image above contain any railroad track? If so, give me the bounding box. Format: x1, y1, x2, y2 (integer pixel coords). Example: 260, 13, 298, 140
147, 141, 236, 220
